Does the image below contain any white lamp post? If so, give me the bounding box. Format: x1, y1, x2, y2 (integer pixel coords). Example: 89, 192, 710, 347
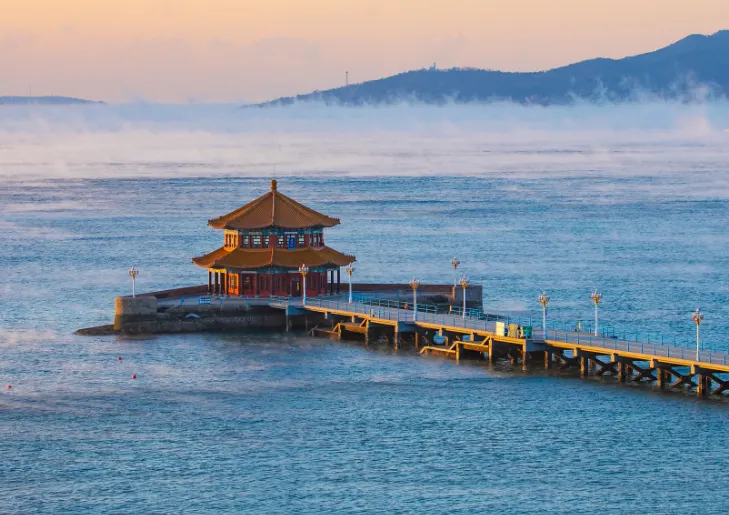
346, 263, 355, 304
409, 277, 421, 321
538, 291, 550, 339
298, 264, 309, 305
692, 308, 704, 361
451, 256, 460, 287
128, 266, 139, 297
590, 290, 602, 336
459, 275, 470, 318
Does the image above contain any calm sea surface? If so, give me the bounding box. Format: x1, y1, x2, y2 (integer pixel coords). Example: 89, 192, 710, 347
2, 104, 729, 513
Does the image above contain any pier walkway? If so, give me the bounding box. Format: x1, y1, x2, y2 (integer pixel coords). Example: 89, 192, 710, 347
302, 297, 729, 397
158, 293, 729, 397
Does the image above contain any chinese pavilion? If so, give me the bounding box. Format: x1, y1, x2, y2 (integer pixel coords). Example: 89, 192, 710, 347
192, 180, 355, 298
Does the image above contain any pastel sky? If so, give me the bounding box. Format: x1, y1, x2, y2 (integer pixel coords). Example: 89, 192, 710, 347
1, 0, 728, 103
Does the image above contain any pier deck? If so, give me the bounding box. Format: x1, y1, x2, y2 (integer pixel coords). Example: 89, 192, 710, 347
301, 297, 729, 397
156, 293, 729, 397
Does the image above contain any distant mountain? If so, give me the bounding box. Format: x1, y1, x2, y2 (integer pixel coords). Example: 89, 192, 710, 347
0, 96, 104, 105
252, 30, 729, 106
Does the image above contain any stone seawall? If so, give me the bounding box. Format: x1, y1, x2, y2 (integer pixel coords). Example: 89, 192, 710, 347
77, 295, 325, 336
119, 312, 289, 335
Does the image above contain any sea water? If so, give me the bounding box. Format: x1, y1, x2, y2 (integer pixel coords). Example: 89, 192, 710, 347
2, 103, 729, 513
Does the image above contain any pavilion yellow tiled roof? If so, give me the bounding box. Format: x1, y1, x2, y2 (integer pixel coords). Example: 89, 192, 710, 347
192, 246, 356, 270
208, 180, 340, 230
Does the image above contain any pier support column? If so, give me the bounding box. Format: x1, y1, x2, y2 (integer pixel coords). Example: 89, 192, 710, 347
697, 374, 708, 397
414, 332, 419, 350
580, 356, 589, 378
208, 271, 212, 293
617, 362, 627, 382
545, 351, 552, 370
522, 346, 529, 371
657, 368, 668, 389
488, 342, 494, 364
393, 328, 398, 350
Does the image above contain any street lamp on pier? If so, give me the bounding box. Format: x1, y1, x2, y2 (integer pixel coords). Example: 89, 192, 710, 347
409, 278, 421, 321
346, 264, 355, 304
590, 290, 602, 336
128, 266, 139, 298
459, 275, 470, 319
538, 291, 550, 339
451, 256, 460, 287
299, 264, 309, 305
692, 308, 704, 361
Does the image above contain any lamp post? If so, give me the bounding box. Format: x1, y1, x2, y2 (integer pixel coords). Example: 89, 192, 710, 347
459, 275, 470, 318
346, 263, 355, 304
409, 277, 421, 321
451, 256, 460, 287
538, 291, 550, 339
298, 264, 309, 305
590, 290, 602, 336
692, 308, 704, 361
128, 266, 139, 297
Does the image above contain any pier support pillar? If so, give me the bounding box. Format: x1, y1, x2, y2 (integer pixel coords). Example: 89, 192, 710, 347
545, 351, 552, 370
697, 374, 708, 397
488, 342, 494, 364
414, 332, 419, 350
657, 368, 668, 389
580, 356, 589, 378
617, 362, 627, 382
522, 347, 529, 371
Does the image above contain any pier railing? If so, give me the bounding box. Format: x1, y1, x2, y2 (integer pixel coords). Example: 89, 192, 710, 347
158, 293, 711, 356
350, 294, 438, 314
304, 298, 727, 365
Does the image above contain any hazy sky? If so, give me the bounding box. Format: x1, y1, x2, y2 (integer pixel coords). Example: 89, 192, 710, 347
1, 0, 728, 103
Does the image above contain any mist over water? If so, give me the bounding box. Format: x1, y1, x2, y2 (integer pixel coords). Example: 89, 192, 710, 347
2, 102, 729, 512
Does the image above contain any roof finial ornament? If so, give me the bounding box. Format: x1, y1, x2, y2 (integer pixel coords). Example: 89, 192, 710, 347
271, 179, 278, 191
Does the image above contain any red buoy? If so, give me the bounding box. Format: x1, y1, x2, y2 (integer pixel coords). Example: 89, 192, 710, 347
117, 356, 122, 361
132, 374, 137, 379
7, 385, 11, 389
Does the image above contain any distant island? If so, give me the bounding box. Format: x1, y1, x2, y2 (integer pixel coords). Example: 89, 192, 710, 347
252, 30, 729, 107
0, 96, 104, 105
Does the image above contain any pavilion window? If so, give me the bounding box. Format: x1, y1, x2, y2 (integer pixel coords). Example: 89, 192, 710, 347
243, 275, 251, 291
241, 235, 248, 248
277, 235, 284, 248
264, 235, 270, 247
298, 234, 305, 247
252, 235, 262, 248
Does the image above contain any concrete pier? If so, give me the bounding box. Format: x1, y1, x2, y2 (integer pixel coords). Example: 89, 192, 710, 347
78, 283, 729, 400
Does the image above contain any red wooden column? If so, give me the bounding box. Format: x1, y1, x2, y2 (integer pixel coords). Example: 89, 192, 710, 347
337, 268, 341, 294
208, 271, 212, 293
214, 272, 219, 294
